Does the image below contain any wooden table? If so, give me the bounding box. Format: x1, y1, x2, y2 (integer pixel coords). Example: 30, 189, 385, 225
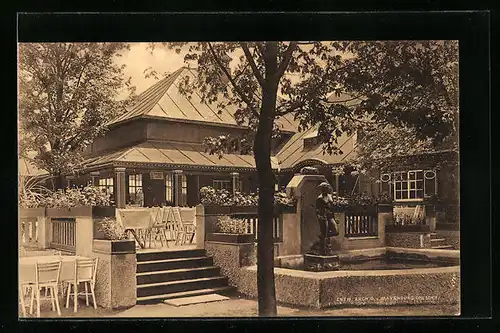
19, 255, 90, 284
117, 209, 159, 249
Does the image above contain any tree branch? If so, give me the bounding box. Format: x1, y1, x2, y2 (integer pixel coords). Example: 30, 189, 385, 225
207, 42, 260, 119
276, 42, 298, 79
239, 42, 266, 87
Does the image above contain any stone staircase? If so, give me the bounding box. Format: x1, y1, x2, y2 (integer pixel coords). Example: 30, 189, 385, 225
136, 249, 234, 304
429, 232, 454, 250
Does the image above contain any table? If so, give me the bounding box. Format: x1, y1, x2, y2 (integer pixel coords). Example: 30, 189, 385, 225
19, 255, 90, 284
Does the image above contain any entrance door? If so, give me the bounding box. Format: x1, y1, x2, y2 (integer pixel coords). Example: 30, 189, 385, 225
144, 176, 166, 207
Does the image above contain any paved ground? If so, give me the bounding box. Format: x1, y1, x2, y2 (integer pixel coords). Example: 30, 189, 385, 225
20, 295, 460, 318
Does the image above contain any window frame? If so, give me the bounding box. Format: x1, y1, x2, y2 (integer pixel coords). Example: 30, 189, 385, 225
98, 177, 114, 200
165, 172, 174, 205
392, 170, 425, 202
128, 174, 143, 206
213, 179, 232, 191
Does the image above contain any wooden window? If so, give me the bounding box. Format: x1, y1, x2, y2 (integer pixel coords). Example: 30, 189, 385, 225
165, 173, 174, 205
213, 179, 232, 191
180, 174, 187, 206
128, 174, 143, 206
392, 170, 425, 201
98, 177, 114, 201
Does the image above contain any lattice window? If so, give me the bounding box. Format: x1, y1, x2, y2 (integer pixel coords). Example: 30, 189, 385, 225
128, 174, 143, 206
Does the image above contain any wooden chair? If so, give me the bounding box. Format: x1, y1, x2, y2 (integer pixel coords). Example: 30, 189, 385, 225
30, 261, 62, 317
173, 207, 196, 245
64, 258, 99, 313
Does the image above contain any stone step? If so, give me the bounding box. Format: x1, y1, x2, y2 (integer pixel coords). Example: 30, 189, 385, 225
430, 238, 446, 242
137, 266, 221, 285
163, 293, 230, 307
136, 286, 235, 304
431, 245, 455, 249
137, 249, 206, 262
136, 276, 229, 298
136, 256, 213, 273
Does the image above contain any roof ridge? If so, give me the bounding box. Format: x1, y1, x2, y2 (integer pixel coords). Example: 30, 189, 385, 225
107, 67, 186, 126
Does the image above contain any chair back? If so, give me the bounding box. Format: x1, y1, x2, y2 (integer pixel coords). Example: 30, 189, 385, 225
75, 258, 98, 282
151, 207, 166, 228
179, 207, 196, 227
172, 207, 183, 231
35, 261, 62, 285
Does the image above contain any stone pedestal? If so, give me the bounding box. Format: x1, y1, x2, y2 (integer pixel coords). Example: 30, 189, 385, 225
304, 253, 340, 272
92, 239, 136, 309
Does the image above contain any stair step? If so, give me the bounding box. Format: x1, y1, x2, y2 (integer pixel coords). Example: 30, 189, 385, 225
136, 286, 235, 304
137, 266, 220, 285
136, 256, 213, 272
431, 245, 454, 249
137, 276, 229, 297
430, 238, 446, 242
137, 249, 206, 262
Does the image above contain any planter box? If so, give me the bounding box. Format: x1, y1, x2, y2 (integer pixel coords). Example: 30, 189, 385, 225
206, 233, 255, 243
346, 205, 378, 216
386, 224, 430, 233
204, 206, 232, 215
46, 206, 115, 218
230, 206, 258, 214
93, 239, 136, 254
19, 207, 46, 218
377, 204, 393, 213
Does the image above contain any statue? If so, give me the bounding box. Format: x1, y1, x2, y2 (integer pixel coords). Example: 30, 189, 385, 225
313, 182, 339, 256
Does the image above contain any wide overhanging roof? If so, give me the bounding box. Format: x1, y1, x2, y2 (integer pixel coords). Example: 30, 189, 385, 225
84, 141, 279, 171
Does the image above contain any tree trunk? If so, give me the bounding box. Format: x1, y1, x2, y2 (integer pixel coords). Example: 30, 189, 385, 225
254, 42, 279, 317
53, 172, 65, 190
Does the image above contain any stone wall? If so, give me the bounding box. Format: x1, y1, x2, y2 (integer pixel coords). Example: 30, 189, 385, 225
386, 232, 432, 248
319, 267, 460, 308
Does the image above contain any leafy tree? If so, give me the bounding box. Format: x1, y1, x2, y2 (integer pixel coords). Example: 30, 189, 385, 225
18, 42, 136, 189
152, 41, 457, 316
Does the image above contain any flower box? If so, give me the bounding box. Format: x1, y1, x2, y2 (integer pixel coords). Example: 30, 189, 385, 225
385, 224, 430, 233
206, 233, 255, 244
19, 207, 46, 218
46, 206, 115, 218
377, 204, 393, 213
93, 239, 136, 255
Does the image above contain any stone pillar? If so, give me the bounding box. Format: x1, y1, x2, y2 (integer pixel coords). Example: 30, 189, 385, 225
173, 170, 183, 206
37, 216, 49, 249
114, 167, 126, 209
377, 210, 391, 247
92, 239, 136, 309
285, 173, 330, 254
230, 172, 240, 195
280, 211, 301, 256
75, 216, 94, 257
90, 171, 100, 186
195, 204, 205, 249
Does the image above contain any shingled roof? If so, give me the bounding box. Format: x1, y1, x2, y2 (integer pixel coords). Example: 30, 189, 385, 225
108, 67, 297, 132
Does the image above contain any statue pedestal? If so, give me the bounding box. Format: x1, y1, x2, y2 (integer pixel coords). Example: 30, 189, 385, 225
304, 253, 340, 272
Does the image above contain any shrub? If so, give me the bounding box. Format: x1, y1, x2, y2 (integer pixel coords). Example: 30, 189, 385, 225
199, 186, 296, 208
214, 215, 249, 234
97, 217, 127, 240
19, 175, 53, 208
41, 185, 112, 208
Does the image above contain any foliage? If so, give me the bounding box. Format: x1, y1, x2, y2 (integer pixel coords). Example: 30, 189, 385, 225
153, 40, 458, 316
199, 186, 296, 208
214, 215, 249, 234
40, 185, 112, 208
18, 175, 53, 208
18, 43, 137, 183
346, 192, 394, 206
393, 211, 425, 226
97, 217, 127, 240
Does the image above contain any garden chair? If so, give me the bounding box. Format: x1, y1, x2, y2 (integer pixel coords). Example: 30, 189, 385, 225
149, 207, 169, 248
174, 207, 196, 245
64, 258, 99, 313
30, 260, 62, 317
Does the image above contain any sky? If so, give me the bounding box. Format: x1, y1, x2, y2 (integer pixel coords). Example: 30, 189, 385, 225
115, 43, 188, 99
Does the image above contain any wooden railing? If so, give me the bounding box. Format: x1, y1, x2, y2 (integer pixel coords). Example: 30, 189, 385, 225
231, 213, 283, 243
344, 211, 378, 238
50, 218, 76, 252
19, 218, 38, 248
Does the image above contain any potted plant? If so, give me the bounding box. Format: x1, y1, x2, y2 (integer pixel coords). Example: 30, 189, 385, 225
43, 186, 115, 218
376, 192, 394, 213
93, 217, 135, 254
206, 215, 255, 243
18, 175, 52, 217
